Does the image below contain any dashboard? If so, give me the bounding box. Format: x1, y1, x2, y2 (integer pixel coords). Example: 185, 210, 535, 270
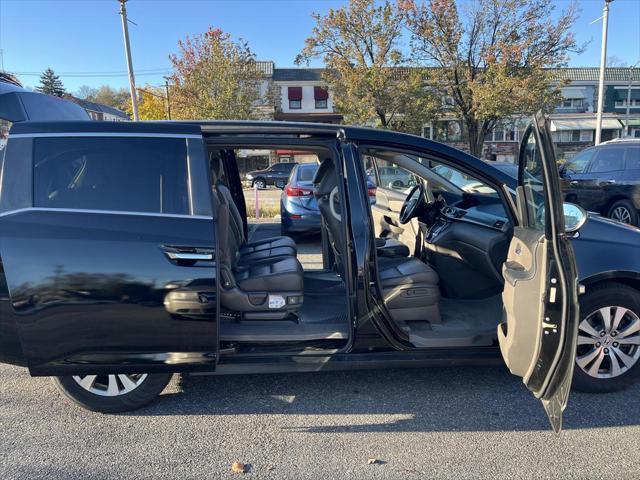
422, 195, 511, 299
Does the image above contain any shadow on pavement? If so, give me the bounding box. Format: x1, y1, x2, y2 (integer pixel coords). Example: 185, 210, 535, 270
135, 365, 640, 433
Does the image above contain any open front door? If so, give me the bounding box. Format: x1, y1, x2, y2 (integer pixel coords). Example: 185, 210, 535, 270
498, 113, 579, 432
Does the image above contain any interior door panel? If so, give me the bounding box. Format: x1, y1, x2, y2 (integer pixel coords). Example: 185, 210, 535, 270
497, 115, 579, 432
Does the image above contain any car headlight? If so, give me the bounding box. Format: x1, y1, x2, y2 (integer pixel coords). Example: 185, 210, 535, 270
246, 174, 253, 180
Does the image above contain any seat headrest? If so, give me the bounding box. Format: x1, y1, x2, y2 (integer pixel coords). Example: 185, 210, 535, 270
210, 152, 223, 183
313, 157, 338, 198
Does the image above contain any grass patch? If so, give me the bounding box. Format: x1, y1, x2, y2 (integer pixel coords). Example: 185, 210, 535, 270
246, 206, 281, 219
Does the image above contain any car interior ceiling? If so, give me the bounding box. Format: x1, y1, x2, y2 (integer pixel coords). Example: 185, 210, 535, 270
207, 141, 512, 350
207, 145, 350, 349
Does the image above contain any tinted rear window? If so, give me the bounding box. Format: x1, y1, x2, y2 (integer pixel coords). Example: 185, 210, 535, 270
33, 136, 190, 215
296, 164, 318, 182
590, 147, 625, 173
625, 146, 640, 170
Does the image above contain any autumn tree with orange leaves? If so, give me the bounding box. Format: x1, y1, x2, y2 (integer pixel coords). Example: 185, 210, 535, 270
168, 27, 261, 120
401, 0, 583, 156
298, 0, 439, 134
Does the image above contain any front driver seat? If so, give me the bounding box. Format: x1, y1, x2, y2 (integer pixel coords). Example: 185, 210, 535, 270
314, 157, 441, 324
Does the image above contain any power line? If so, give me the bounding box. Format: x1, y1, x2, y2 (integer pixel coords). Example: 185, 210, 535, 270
8, 70, 171, 78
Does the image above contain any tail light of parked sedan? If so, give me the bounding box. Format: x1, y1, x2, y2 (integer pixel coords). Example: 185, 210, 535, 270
367, 186, 377, 197
285, 185, 313, 197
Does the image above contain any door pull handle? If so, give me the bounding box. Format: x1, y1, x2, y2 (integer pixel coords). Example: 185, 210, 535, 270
166, 252, 213, 261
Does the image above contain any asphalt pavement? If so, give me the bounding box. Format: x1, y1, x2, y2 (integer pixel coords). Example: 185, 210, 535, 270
1, 222, 639, 479
1, 363, 639, 479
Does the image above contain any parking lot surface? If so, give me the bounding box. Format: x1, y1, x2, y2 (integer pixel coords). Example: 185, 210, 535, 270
1, 363, 639, 479
1, 222, 639, 480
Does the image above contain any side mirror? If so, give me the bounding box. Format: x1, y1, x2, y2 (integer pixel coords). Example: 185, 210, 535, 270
274, 180, 286, 190
563, 202, 587, 233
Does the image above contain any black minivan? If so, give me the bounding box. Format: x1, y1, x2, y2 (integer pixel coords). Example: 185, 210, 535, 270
560, 139, 640, 225
1, 116, 640, 432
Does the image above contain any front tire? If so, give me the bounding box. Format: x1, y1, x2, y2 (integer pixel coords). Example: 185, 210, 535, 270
607, 199, 638, 226
573, 282, 640, 393
253, 178, 266, 189
53, 373, 173, 413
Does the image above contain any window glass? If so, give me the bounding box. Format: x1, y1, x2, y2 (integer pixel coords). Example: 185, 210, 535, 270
374, 159, 419, 192
521, 130, 546, 230
33, 136, 190, 215
590, 147, 625, 173
563, 148, 594, 174
625, 147, 640, 170
0, 118, 12, 152
430, 163, 497, 196
296, 164, 318, 182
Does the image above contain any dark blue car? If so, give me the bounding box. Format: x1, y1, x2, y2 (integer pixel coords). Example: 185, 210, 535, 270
280, 163, 321, 236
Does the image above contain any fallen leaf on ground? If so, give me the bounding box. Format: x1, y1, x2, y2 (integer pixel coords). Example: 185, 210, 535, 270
367, 458, 381, 465
231, 462, 246, 474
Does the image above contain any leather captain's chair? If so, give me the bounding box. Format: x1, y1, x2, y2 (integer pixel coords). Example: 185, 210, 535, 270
313, 157, 441, 324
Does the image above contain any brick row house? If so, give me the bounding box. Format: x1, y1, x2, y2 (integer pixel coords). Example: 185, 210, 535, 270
252, 64, 639, 164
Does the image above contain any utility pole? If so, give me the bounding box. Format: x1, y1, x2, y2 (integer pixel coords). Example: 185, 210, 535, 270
164, 79, 172, 120
595, 0, 613, 145
119, 0, 139, 121
626, 62, 639, 137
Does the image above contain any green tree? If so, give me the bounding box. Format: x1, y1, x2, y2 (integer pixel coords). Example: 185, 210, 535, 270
168, 27, 261, 120
297, 0, 438, 133
36, 68, 66, 97
401, 0, 582, 156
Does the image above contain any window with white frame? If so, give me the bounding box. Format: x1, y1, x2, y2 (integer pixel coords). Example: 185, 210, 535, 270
484, 122, 518, 142
615, 98, 640, 108
560, 98, 584, 109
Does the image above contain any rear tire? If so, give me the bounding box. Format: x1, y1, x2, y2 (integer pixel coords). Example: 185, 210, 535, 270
607, 199, 638, 226
53, 373, 173, 413
572, 282, 640, 393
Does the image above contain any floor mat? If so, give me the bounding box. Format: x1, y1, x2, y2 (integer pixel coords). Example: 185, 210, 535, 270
435, 295, 503, 332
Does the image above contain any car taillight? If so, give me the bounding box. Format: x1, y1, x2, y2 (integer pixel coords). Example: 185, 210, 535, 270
367, 186, 377, 197
285, 185, 313, 197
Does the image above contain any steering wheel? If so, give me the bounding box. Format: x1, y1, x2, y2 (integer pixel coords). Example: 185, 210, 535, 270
399, 184, 425, 224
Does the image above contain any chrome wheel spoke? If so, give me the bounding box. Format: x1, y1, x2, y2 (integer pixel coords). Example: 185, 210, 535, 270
78, 375, 96, 390
613, 348, 638, 370
611, 307, 628, 333
609, 351, 622, 377
577, 348, 601, 369
618, 319, 640, 339
587, 350, 606, 376
599, 307, 612, 332
617, 335, 640, 346
578, 319, 600, 338
106, 375, 119, 396
577, 335, 596, 346
118, 374, 137, 392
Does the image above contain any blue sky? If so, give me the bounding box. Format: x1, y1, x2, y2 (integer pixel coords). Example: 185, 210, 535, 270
1, 0, 639, 93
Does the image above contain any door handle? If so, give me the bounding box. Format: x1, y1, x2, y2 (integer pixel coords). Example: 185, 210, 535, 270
570, 180, 579, 185
166, 252, 213, 261
162, 246, 215, 264
603, 179, 616, 185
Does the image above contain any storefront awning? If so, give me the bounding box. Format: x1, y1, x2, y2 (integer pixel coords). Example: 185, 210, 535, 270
561, 88, 586, 99
550, 117, 623, 131
314, 86, 328, 100
624, 118, 640, 127
287, 87, 302, 101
